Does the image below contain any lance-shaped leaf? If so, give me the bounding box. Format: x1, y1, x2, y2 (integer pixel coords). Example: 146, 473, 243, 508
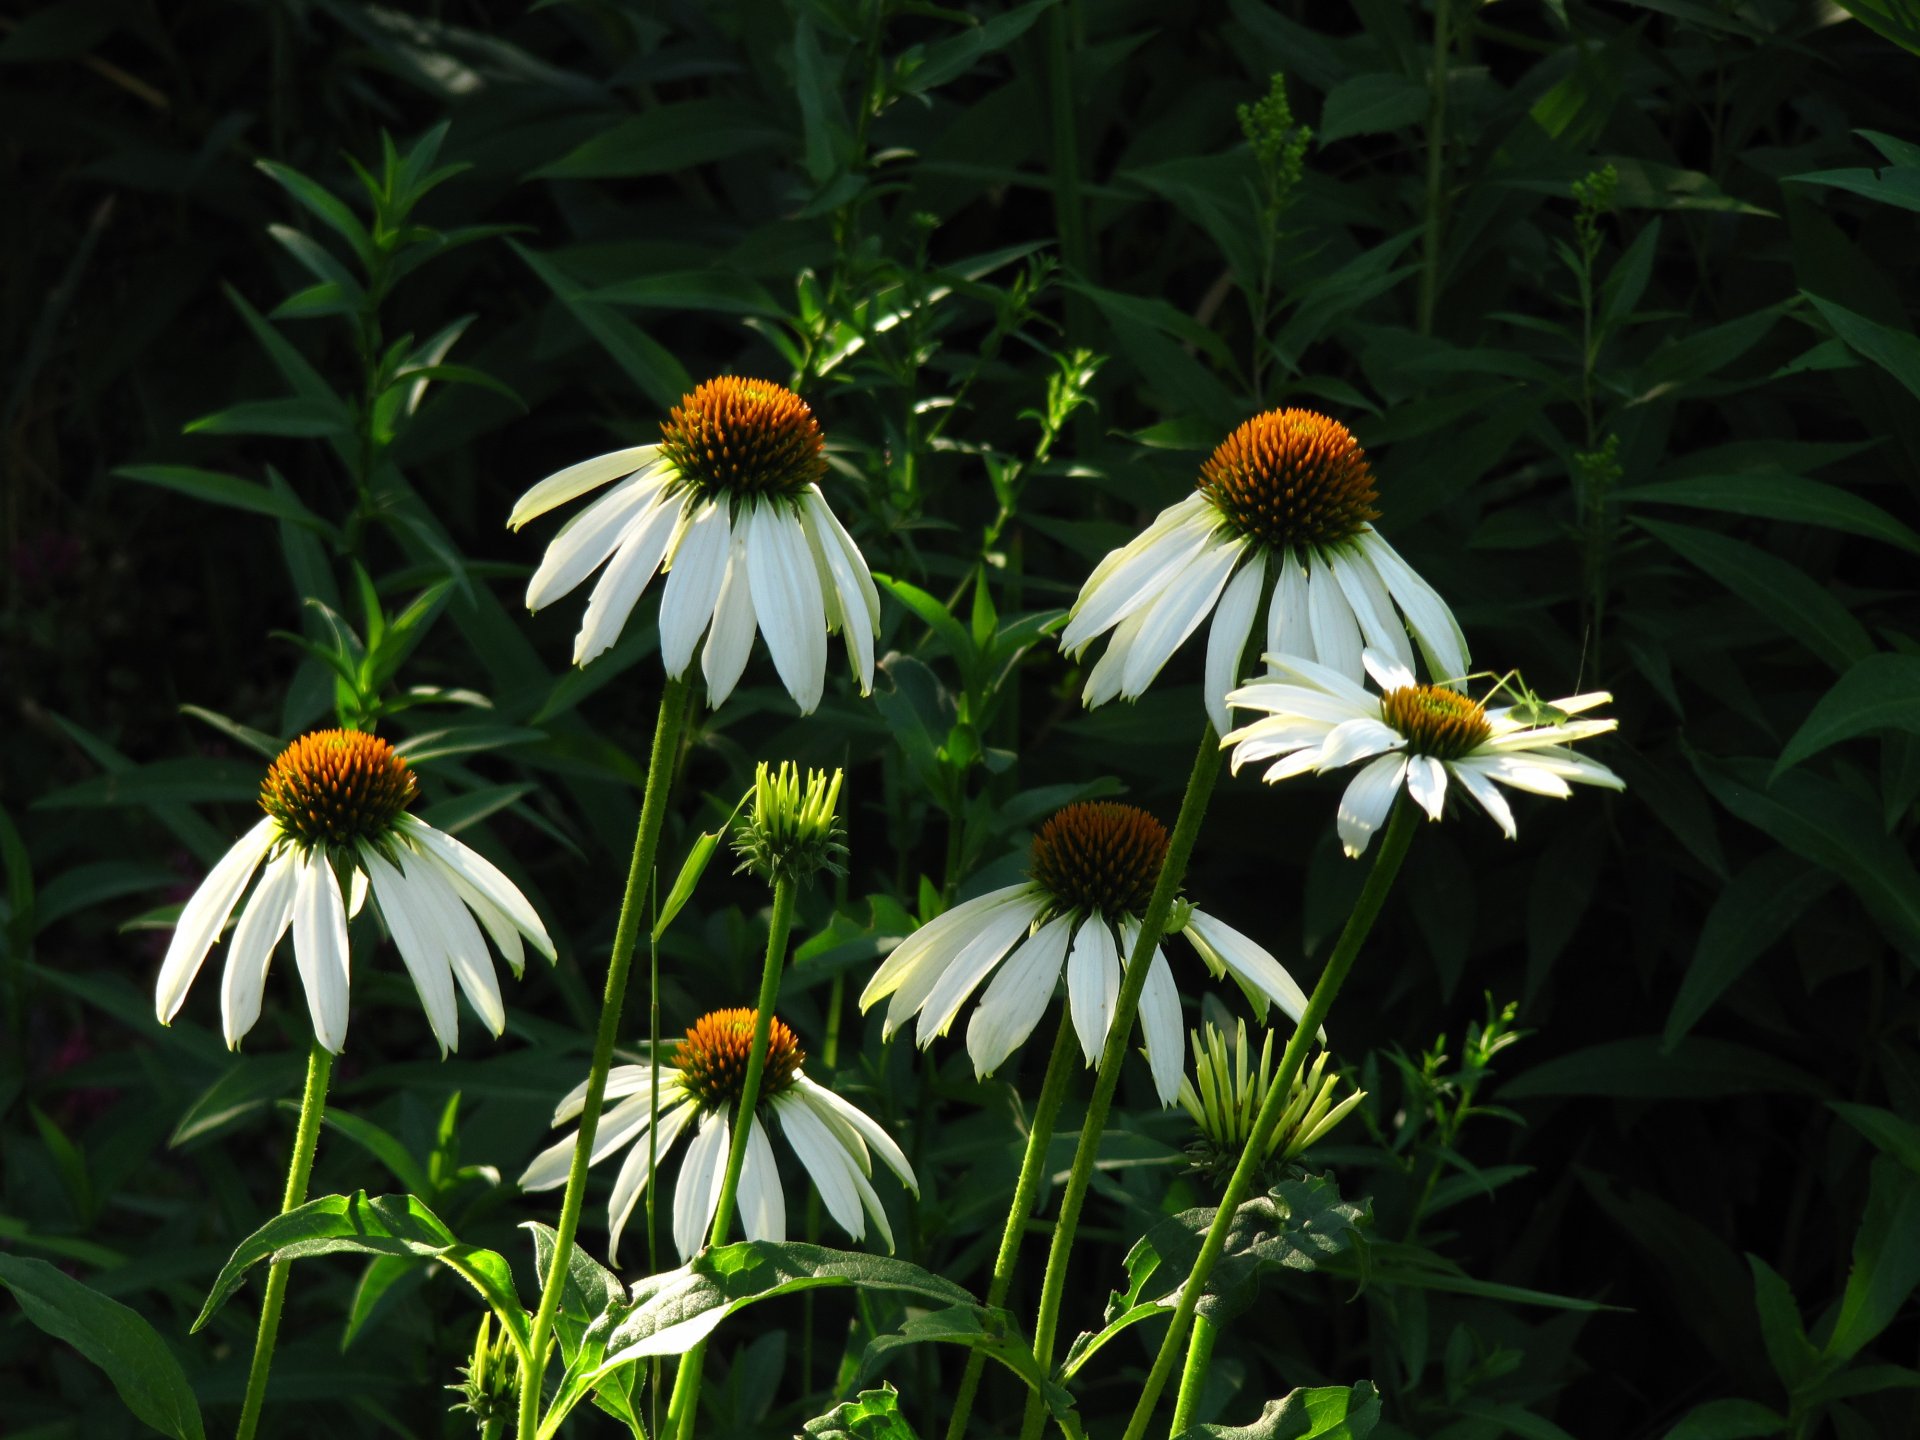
1173, 1382, 1382, 1439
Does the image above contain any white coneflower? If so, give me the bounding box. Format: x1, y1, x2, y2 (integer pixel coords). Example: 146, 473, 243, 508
519, 1009, 917, 1264
1061, 409, 1469, 733
1224, 651, 1622, 857
508, 376, 879, 714
153, 729, 553, 1055
857, 802, 1317, 1106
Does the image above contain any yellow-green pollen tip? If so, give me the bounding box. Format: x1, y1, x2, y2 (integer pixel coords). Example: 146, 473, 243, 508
1196, 408, 1380, 550
658, 376, 827, 501
259, 728, 416, 849
1028, 802, 1169, 919
676, 1007, 806, 1110
1381, 684, 1491, 760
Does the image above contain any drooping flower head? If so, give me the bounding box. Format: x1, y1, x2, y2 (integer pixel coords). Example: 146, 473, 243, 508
1179, 1017, 1364, 1188
154, 729, 553, 1054
520, 1008, 917, 1264
858, 802, 1319, 1106
509, 377, 879, 714
1224, 651, 1623, 857
1062, 409, 1468, 734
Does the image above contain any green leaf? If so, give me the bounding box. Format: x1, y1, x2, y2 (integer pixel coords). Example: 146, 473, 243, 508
1829, 0, 1920, 57
653, 793, 749, 942
514, 242, 692, 410
1637, 519, 1873, 671
1660, 1398, 1786, 1439
35, 757, 263, 809
0, 1255, 206, 1440
535, 101, 786, 179
256, 159, 375, 265
1663, 853, 1833, 1047
524, 1222, 626, 1367
1826, 1159, 1920, 1362
1318, 73, 1429, 143
185, 396, 348, 439
908, 0, 1058, 91
1831, 1101, 1920, 1180
113, 464, 335, 536
874, 575, 978, 684
1622, 473, 1920, 556
1806, 294, 1920, 401
168, 1054, 304, 1148
1747, 1255, 1818, 1390
1500, 1035, 1827, 1099
1775, 654, 1920, 775
803, 1385, 920, 1438
318, 1109, 432, 1197
856, 1306, 1067, 1416
192, 1192, 526, 1345
1173, 1382, 1382, 1439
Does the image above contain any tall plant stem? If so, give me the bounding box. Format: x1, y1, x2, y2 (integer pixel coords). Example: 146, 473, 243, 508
234, 1039, 334, 1440
1122, 802, 1419, 1440
945, 1010, 1079, 1440
666, 876, 800, 1440
1017, 727, 1224, 1440
516, 676, 692, 1440
1170, 1313, 1219, 1433
1417, 0, 1452, 337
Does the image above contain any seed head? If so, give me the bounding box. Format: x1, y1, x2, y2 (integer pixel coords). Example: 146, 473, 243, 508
259, 729, 416, 850
1197, 409, 1379, 550
1381, 685, 1492, 760
677, 1008, 806, 1110
1028, 802, 1169, 920
658, 376, 827, 501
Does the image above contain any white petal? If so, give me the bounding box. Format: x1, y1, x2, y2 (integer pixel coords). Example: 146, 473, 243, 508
964, 911, 1074, 1080
220, 850, 298, 1049
1330, 547, 1416, 674
1065, 918, 1122, 1066
524, 472, 665, 611
701, 519, 758, 708
737, 1115, 786, 1243
774, 1093, 863, 1240
1360, 647, 1417, 695
672, 1108, 731, 1260
1360, 530, 1469, 687
791, 1076, 917, 1193
365, 848, 459, 1055
1305, 558, 1365, 682
802, 486, 881, 627
912, 895, 1050, 1046
750, 503, 831, 713
1265, 548, 1314, 667
801, 489, 877, 694
1261, 653, 1379, 709
1203, 554, 1265, 737
1074, 493, 1210, 607
398, 817, 554, 961
1062, 497, 1216, 653
1336, 753, 1409, 858
509, 445, 664, 529
658, 499, 732, 678
1313, 717, 1407, 772
605, 1100, 698, 1266
155, 818, 277, 1025
1459, 754, 1573, 797
1136, 944, 1183, 1108
347, 867, 368, 919
573, 490, 687, 667
1081, 605, 1149, 709
291, 849, 351, 1053
1405, 754, 1449, 821
1119, 536, 1245, 698
1448, 760, 1517, 840
859, 884, 1038, 1014
1183, 910, 1319, 1037
550, 1063, 686, 1124
405, 848, 505, 1039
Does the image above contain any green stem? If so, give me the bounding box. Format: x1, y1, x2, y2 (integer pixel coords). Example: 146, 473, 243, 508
517, 676, 692, 1440
945, 1010, 1080, 1440
234, 1040, 334, 1440
1170, 1313, 1218, 1433
1122, 802, 1419, 1440
666, 876, 800, 1440
1417, 0, 1451, 337
1017, 728, 1224, 1440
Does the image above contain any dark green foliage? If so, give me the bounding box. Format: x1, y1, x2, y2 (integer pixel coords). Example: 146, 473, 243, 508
4, 2, 1919, 1438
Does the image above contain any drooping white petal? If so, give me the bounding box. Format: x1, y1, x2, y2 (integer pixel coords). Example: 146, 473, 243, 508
1331, 546, 1417, 674
521, 1093, 654, 1193
1081, 605, 1150, 709
1360, 647, 1418, 695
1203, 554, 1265, 737
1065, 918, 1122, 1066
672, 1108, 731, 1260
525, 472, 667, 611
364, 848, 459, 1055
1262, 653, 1380, 710
747, 502, 830, 714
1313, 717, 1407, 772
1182, 911, 1320, 1038
1447, 760, 1517, 839
291, 849, 351, 1053
774, 1093, 863, 1240
964, 912, 1075, 1080
859, 884, 1038, 1014
220, 850, 299, 1049
1265, 548, 1314, 668
606, 1099, 698, 1267
1459, 754, 1573, 797
657, 498, 732, 679
910, 895, 1051, 1046
550, 1062, 682, 1124
801, 489, 877, 694
801, 486, 881, 629
1062, 497, 1217, 654
1134, 934, 1184, 1107
701, 519, 759, 708
1360, 530, 1469, 687
156, 817, 278, 1026
1119, 535, 1246, 698
791, 1076, 916, 1192
737, 1115, 786, 1244
1336, 753, 1410, 858
1074, 494, 1211, 610
1404, 754, 1449, 821
1305, 557, 1365, 681
404, 848, 505, 1039
509, 446, 665, 529
572, 490, 688, 667
399, 818, 553, 962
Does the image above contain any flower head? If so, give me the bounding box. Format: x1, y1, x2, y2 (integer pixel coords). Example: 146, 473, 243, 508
519, 1008, 917, 1264
154, 729, 554, 1054
1061, 409, 1468, 734
732, 761, 847, 888
858, 801, 1319, 1106
1224, 651, 1623, 857
1179, 1018, 1363, 1188
509, 376, 879, 714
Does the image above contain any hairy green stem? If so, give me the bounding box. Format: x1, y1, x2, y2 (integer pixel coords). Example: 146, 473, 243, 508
234, 1040, 334, 1440
517, 676, 691, 1440
1170, 1313, 1219, 1433
666, 876, 799, 1440
1123, 802, 1419, 1440
946, 1010, 1080, 1440
1017, 728, 1224, 1440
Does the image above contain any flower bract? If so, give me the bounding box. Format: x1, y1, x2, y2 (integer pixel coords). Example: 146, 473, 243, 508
1179, 1017, 1363, 1186
508, 376, 879, 714
154, 729, 553, 1054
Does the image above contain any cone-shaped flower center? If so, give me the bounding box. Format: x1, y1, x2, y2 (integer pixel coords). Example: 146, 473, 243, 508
677, 1007, 806, 1110
1381, 684, 1491, 759
1196, 409, 1380, 549
658, 376, 827, 501
1028, 802, 1169, 918
259, 729, 417, 849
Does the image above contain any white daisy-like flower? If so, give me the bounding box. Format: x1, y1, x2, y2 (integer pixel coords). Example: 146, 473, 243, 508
519, 1008, 917, 1265
857, 802, 1317, 1107
1061, 408, 1469, 734
153, 729, 554, 1055
1224, 650, 1623, 857
508, 376, 879, 714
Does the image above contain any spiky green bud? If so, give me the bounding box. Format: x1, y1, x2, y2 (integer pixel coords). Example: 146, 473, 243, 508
1177, 1018, 1364, 1189
732, 761, 847, 888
